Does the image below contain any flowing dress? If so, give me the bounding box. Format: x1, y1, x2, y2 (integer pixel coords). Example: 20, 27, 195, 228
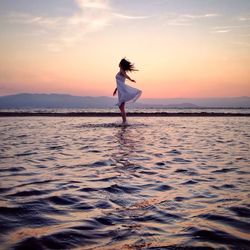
115, 72, 142, 107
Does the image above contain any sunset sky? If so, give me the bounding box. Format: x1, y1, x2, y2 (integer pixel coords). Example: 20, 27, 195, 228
0, 0, 249, 98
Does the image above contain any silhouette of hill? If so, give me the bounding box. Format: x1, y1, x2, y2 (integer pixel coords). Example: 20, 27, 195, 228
0, 93, 249, 108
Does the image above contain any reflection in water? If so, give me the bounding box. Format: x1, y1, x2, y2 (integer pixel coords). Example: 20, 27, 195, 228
113, 126, 139, 169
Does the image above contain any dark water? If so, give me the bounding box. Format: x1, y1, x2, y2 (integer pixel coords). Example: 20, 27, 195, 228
0, 117, 249, 250
1, 108, 250, 114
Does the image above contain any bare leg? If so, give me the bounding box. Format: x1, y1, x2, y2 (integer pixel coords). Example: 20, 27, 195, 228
119, 102, 126, 123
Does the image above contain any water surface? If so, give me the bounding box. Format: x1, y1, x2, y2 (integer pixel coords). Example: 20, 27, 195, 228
0, 117, 249, 249
1, 108, 250, 114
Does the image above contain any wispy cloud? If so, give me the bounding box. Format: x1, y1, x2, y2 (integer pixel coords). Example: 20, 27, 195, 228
211, 24, 250, 35
164, 13, 218, 26
212, 29, 230, 34
6, 12, 65, 29
76, 0, 111, 10
211, 26, 231, 34
182, 13, 218, 19
5, 0, 150, 51
238, 16, 250, 21
113, 13, 151, 20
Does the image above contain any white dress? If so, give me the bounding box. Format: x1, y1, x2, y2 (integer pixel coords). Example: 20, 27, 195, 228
115, 72, 142, 106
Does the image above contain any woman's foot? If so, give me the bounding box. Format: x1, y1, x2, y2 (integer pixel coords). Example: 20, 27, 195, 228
122, 121, 128, 126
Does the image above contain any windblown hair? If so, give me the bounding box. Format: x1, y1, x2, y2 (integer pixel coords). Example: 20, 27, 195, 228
119, 58, 138, 72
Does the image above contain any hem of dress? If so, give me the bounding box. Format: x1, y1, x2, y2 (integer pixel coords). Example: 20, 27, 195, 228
116, 90, 142, 107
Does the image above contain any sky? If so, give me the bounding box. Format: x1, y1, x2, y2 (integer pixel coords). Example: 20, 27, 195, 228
0, 0, 249, 98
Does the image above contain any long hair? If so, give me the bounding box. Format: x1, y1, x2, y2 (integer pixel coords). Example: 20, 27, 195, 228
119, 58, 138, 72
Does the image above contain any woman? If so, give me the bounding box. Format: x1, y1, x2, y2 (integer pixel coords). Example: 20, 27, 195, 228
113, 58, 142, 124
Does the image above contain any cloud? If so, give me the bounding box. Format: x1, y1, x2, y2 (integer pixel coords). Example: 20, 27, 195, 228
212, 29, 230, 34
76, 0, 111, 10
113, 13, 151, 20
5, 0, 150, 51
162, 13, 218, 26
238, 16, 250, 21
211, 24, 250, 35
181, 13, 218, 19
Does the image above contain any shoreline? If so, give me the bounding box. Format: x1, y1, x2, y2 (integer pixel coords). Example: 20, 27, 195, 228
0, 112, 250, 117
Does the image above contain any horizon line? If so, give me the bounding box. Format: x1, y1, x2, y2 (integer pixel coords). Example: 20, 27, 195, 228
0, 92, 249, 99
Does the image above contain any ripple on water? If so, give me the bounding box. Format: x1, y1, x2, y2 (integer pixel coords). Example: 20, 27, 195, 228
189, 227, 250, 248
0, 116, 249, 249
167, 149, 182, 155
103, 184, 140, 194
198, 213, 250, 233
0, 202, 59, 234
212, 167, 237, 173
0, 166, 25, 172
153, 184, 173, 191
173, 157, 193, 163
47, 195, 80, 206
229, 206, 250, 218
14, 230, 96, 250
182, 180, 199, 185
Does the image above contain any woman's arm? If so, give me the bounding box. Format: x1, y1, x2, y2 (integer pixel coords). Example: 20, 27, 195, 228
120, 69, 136, 82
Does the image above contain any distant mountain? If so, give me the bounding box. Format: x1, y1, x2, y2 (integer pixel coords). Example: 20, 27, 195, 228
0, 93, 249, 109
139, 96, 250, 108
0, 93, 116, 109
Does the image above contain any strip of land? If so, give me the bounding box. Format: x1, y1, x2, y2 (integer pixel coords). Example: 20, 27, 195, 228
0, 112, 249, 117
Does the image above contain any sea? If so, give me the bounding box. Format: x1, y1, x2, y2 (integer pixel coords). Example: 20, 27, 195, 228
0, 108, 249, 250
0, 108, 250, 114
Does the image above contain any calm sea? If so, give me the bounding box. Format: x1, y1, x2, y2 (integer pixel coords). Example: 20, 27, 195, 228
0, 116, 249, 249
0, 108, 250, 114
